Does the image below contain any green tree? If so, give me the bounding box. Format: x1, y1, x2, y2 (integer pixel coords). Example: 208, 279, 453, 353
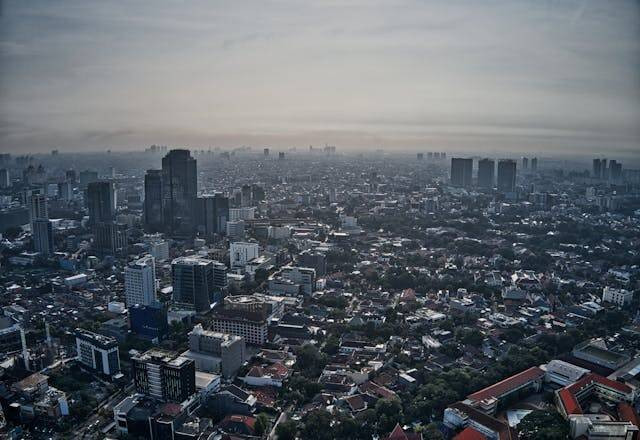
300, 409, 333, 440
255, 413, 270, 437
275, 420, 297, 440
518, 410, 570, 440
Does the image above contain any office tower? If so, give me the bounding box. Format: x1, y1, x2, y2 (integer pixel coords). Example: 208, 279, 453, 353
212, 262, 228, 292
32, 219, 54, 256
172, 257, 216, 313
143, 169, 164, 232
226, 220, 245, 240
601, 159, 608, 180
593, 159, 602, 179
497, 159, 517, 192
79, 170, 98, 187
129, 304, 168, 342
522, 157, 529, 169
94, 222, 128, 255
132, 349, 195, 403
161, 149, 197, 235
450, 158, 473, 187
185, 324, 245, 378
58, 181, 73, 201
278, 152, 285, 160
230, 242, 259, 268
211, 295, 282, 345
0, 169, 10, 188
240, 184, 252, 207
195, 193, 229, 237
427, 152, 433, 159
124, 255, 157, 307
417, 153, 424, 160
87, 181, 116, 224
263, 148, 269, 157
531, 157, 538, 171
28, 193, 48, 224
75, 329, 120, 376
65, 169, 77, 183
609, 160, 623, 182
251, 185, 265, 203
477, 159, 495, 188
299, 250, 327, 276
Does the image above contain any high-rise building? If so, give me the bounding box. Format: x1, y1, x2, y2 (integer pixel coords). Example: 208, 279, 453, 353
299, 250, 327, 277
32, 219, 54, 256
172, 257, 216, 313
132, 349, 195, 403
0, 169, 10, 188
278, 152, 285, 160
477, 159, 495, 188
263, 148, 269, 157
601, 158, 608, 180
226, 220, 245, 240
94, 222, 128, 255
65, 169, 77, 183
124, 255, 157, 307
450, 158, 473, 188
184, 324, 245, 378
79, 170, 99, 188
593, 159, 602, 179
195, 193, 229, 237
609, 160, 623, 182
58, 181, 73, 201
240, 184, 252, 207
497, 159, 517, 193
230, 242, 259, 268
211, 295, 283, 345
75, 329, 120, 376
522, 157, 529, 169
87, 181, 116, 224
530, 157, 538, 171
252, 185, 265, 203
161, 149, 197, 235
417, 153, 424, 160
143, 170, 164, 232
28, 194, 48, 223
129, 304, 168, 342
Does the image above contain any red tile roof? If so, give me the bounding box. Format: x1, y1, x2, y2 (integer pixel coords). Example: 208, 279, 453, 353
566, 373, 632, 395
454, 427, 488, 440
381, 423, 422, 440
468, 366, 544, 402
618, 403, 640, 427
558, 388, 582, 415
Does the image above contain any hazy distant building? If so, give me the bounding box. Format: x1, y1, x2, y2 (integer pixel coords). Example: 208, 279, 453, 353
87, 181, 116, 224
195, 193, 229, 237
161, 149, 197, 235
32, 219, 54, 256
65, 169, 77, 183
78, 170, 98, 187
143, 169, 164, 232
28, 194, 48, 223
172, 257, 217, 313
94, 222, 128, 255
530, 157, 538, 171
522, 157, 529, 169
477, 159, 495, 188
593, 159, 602, 179
0, 169, 10, 188
263, 148, 269, 157
450, 158, 473, 188
609, 160, 622, 182
278, 152, 285, 160
497, 159, 517, 192
125, 255, 157, 307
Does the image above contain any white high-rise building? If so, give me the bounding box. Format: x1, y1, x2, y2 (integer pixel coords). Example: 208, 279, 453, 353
230, 242, 259, 268
124, 255, 157, 307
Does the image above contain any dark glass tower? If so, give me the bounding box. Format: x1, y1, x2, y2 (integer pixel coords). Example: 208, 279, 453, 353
477, 158, 495, 188
450, 158, 473, 188
161, 150, 197, 235
144, 169, 164, 232
497, 159, 517, 192
86, 181, 115, 224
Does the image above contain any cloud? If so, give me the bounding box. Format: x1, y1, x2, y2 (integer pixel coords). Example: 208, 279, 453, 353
0, 0, 639, 157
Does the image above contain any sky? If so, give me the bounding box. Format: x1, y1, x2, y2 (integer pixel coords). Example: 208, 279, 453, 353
1, 0, 639, 156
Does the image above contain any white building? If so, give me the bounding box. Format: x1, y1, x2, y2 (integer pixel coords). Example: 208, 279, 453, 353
146, 239, 169, 261
602, 287, 633, 307
75, 329, 120, 376
124, 255, 157, 307
543, 360, 590, 386
230, 242, 259, 269
229, 207, 255, 222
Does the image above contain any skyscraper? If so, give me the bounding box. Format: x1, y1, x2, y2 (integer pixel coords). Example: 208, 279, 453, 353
94, 222, 128, 255
497, 159, 517, 192
450, 158, 473, 187
531, 157, 538, 171
125, 255, 157, 307
28, 193, 48, 223
477, 159, 495, 188
87, 181, 116, 224
161, 149, 197, 235
609, 160, 622, 182
0, 169, 10, 188
143, 169, 164, 232
132, 349, 195, 403
593, 159, 602, 179
32, 218, 54, 256
172, 257, 216, 313
195, 193, 229, 237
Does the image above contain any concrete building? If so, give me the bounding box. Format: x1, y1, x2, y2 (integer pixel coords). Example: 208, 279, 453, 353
32, 218, 54, 256
132, 349, 196, 403
75, 328, 120, 376
124, 255, 157, 307
181, 324, 245, 378
230, 242, 259, 269
172, 256, 217, 313
450, 158, 473, 188
602, 287, 633, 307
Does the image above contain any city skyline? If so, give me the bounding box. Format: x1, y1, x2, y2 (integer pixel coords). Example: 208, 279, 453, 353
1, 0, 639, 156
